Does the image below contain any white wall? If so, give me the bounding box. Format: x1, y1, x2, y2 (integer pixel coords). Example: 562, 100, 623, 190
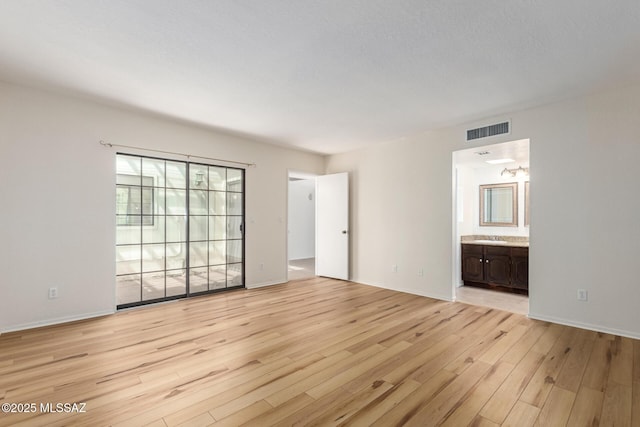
287, 179, 315, 260
326, 82, 640, 339
0, 81, 324, 332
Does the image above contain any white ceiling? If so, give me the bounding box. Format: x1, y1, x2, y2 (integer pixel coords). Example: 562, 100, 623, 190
1, 1, 639, 155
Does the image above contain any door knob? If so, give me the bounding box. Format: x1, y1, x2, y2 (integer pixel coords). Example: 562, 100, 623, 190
342, 230, 348, 234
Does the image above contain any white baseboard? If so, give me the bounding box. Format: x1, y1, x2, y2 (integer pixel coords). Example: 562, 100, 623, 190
246, 279, 287, 289
528, 312, 640, 340
1, 309, 115, 334
354, 279, 454, 302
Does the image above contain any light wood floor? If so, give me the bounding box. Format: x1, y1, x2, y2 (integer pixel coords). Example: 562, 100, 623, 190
0, 278, 638, 426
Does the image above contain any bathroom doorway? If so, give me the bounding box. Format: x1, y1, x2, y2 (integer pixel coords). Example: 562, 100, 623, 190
452, 139, 530, 315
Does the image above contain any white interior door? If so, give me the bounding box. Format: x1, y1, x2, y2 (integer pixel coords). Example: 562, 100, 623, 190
316, 172, 349, 280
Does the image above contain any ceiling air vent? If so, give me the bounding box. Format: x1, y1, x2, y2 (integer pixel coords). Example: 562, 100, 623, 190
466, 121, 510, 141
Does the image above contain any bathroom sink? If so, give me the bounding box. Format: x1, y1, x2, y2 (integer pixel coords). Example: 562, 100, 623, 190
473, 239, 508, 244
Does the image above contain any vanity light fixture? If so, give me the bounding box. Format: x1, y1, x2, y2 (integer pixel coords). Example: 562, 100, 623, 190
501, 166, 529, 177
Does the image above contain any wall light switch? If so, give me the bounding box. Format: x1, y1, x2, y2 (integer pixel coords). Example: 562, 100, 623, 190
49, 287, 58, 299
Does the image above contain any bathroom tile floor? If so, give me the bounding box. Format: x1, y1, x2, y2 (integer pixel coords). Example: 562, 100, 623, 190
456, 285, 529, 315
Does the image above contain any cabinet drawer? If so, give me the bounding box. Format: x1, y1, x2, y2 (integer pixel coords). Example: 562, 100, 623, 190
511, 247, 529, 257
461, 244, 483, 255
485, 246, 510, 256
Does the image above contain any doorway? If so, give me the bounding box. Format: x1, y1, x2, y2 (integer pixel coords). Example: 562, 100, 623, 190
287, 172, 317, 280
452, 139, 530, 315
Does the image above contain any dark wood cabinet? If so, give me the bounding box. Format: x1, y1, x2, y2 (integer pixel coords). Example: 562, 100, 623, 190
461, 243, 528, 294
461, 244, 484, 282
510, 247, 529, 290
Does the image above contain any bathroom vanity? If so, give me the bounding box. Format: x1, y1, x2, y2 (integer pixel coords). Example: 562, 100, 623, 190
461, 240, 528, 295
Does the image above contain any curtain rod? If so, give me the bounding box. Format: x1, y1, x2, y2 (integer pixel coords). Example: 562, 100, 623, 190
99, 140, 256, 168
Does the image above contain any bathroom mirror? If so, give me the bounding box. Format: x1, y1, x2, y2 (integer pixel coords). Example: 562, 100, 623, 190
480, 182, 518, 227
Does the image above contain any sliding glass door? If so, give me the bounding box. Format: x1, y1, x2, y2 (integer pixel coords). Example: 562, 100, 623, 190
115, 154, 245, 308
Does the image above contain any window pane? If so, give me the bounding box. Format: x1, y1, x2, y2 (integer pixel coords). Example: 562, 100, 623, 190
227, 216, 242, 239
116, 186, 142, 216
227, 169, 243, 192
141, 187, 155, 216
209, 266, 226, 290
166, 269, 186, 296
116, 156, 141, 180
209, 241, 226, 265
227, 193, 242, 215
228, 263, 243, 287
209, 166, 226, 191
227, 240, 242, 264
190, 164, 208, 190
117, 224, 141, 245
209, 191, 226, 215
189, 215, 207, 242
116, 246, 141, 275
166, 161, 187, 189
143, 216, 165, 244
142, 158, 165, 187
142, 272, 165, 300
190, 241, 208, 267
166, 243, 186, 270
116, 274, 141, 305
152, 188, 165, 215
166, 216, 186, 242
166, 189, 187, 215
142, 244, 165, 272
189, 267, 208, 293
209, 216, 226, 240
189, 190, 208, 215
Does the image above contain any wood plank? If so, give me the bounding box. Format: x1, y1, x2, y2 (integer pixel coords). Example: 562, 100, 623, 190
601, 380, 632, 427
439, 361, 515, 427
581, 333, 614, 391
479, 350, 545, 424
338, 379, 421, 426
519, 327, 577, 408
210, 400, 272, 427
566, 386, 603, 427
632, 381, 640, 427
534, 386, 575, 426
502, 401, 540, 427
554, 328, 596, 392
397, 360, 493, 426
241, 392, 315, 427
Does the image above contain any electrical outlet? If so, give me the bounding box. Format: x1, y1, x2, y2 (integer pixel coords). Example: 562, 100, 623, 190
392, 265, 398, 273
577, 289, 588, 301
259, 263, 264, 270
48, 287, 58, 299
418, 268, 424, 277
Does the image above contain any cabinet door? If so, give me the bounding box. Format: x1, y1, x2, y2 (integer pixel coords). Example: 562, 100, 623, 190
484, 246, 511, 285
461, 245, 484, 282
511, 247, 529, 290
484, 254, 511, 285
